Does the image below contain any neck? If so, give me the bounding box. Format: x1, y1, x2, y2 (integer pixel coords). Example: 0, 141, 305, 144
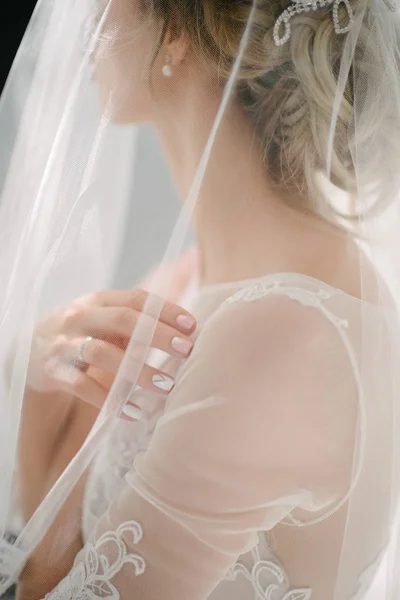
155, 84, 318, 287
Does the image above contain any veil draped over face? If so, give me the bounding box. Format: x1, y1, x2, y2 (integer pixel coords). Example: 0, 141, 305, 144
0, 0, 400, 598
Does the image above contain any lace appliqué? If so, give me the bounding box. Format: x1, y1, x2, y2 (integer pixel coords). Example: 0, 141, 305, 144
45, 521, 145, 600
224, 543, 382, 600
225, 545, 312, 599
222, 281, 349, 330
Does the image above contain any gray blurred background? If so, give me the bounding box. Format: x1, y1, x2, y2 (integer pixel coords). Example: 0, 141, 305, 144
113, 126, 181, 288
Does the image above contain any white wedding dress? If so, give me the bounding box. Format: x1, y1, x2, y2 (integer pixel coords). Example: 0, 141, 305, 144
2, 0, 400, 596
66, 272, 395, 600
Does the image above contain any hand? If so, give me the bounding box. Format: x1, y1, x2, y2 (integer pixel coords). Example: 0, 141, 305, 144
26, 289, 196, 417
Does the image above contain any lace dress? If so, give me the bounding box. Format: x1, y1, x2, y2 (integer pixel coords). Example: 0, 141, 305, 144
53, 272, 393, 600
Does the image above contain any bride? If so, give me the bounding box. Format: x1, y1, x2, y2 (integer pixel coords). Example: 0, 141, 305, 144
2, 0, 400, 598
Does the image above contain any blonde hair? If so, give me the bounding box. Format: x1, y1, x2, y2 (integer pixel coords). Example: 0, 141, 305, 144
147, 0, 378, 216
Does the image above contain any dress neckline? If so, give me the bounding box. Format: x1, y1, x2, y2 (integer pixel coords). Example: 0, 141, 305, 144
196, 271, 379, 307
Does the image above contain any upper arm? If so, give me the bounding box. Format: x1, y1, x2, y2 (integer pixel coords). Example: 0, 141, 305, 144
137, 291, 359, 527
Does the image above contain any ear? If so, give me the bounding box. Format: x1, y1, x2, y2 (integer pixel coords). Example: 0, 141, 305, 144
164, 24, 191, 66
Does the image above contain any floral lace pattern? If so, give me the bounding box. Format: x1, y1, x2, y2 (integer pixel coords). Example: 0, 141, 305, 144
224, 544, 312, 600
224, 541, 384, 600
45, 521, 145, 600
222, 281, 349, 330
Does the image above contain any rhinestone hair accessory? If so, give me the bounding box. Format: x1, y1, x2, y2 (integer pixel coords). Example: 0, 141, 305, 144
273, 0, 396, 46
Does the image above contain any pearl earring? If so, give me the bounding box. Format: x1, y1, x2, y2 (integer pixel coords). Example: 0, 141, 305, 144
162, 55, 173, 77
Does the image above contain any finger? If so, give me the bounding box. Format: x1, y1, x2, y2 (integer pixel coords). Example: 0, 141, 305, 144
48, 358, 141, 420
67, 308, 195, 359
56, 363, 142, 421
81, 289, 197, 333
68, 336, 124, 373
138, 364, 175, 394
120, 403, 143, 422
74, 337, 175, 393
63, 336, 176, 394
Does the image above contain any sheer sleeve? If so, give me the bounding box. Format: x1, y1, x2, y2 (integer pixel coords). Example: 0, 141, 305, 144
43, 285, 359, 600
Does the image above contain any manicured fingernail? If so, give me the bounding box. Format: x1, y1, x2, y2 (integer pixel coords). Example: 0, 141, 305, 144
122, 404, 142, 420
152, 373, 175, 392
176, 314, 196, 331
171, 337, 193, 356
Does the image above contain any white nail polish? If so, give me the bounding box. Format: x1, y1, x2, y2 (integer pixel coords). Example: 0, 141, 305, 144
122, 404, 142, 420
152, 373, 175, 392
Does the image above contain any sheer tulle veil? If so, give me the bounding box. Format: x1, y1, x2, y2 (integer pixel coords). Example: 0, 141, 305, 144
0, 0, 400, 598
